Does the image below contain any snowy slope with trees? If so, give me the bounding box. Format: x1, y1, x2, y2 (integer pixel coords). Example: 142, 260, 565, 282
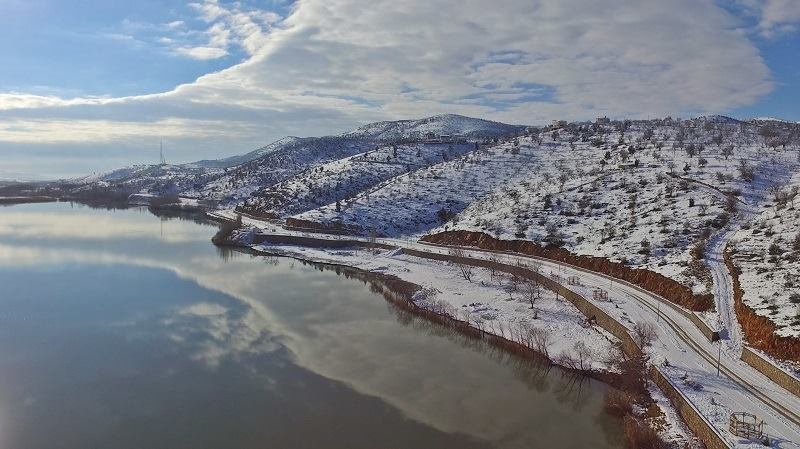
342, 113, 525, 141
40, 114, 800, 348
730, 169, 800, 338
238, 142, 476, 217
294, 136, 537, 235
294, 116, 800, 336
63, 114, 524, 206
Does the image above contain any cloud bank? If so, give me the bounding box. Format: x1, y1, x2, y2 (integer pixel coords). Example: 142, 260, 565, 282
0, 0, 779, 175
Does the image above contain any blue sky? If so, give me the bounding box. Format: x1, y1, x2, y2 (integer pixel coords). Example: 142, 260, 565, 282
0, 1, 288, 97
733, 32, 800, 119
0, 0, 798, 179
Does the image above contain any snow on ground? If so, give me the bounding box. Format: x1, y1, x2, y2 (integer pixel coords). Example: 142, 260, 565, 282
342, 113, 525, 141
240, 226, 800, 448
239, 142, 475, 216
249, 242, 617, 371
185, 136, 376, 204
647, 383, 703, 448
298, 117, 800, 300
731, 169, 800, 338
295, 135, 540, 235
64, 114, 524, 207
435, 118, 800, 329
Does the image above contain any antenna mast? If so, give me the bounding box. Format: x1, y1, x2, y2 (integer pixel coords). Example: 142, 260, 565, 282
159, 139, 166, 165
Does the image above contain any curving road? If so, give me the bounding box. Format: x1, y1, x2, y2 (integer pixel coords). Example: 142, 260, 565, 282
397, 239, 800, 448
210, 211, 800, 447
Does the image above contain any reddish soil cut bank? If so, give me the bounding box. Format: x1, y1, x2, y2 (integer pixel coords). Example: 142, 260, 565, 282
422, 230, 714, 312
724, 245, 800, 363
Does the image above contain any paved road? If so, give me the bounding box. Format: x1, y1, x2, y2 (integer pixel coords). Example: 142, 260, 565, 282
209, 211, 800, 447
398, 240, 800, 448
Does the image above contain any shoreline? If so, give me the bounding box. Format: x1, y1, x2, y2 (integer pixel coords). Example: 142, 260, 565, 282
247, 242, 621, 383
220, 238, 693, 448
0, 195, 58, 205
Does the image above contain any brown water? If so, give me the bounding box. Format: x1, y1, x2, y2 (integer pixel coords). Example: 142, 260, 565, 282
0, 202, 622, 449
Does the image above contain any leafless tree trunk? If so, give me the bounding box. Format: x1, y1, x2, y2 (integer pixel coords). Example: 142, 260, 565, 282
633, 321, 657, 349
524, 278, 541, 309
530, 327, 552, 359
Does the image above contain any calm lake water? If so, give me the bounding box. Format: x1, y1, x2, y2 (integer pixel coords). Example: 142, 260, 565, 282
0, 202, 622, 449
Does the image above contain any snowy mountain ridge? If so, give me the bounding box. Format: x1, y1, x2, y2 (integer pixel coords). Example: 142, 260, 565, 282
342, 113, 526, 140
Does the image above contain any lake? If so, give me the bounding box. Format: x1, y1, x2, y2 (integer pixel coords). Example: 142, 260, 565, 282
0, 202, 622, 449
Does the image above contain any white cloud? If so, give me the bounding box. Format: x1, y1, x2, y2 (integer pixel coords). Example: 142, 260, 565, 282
734, 0, 800, 37
0, 0, 778, 173
759, 0, 800, 36
175, 45, 229, 60
166, 0, 277, 60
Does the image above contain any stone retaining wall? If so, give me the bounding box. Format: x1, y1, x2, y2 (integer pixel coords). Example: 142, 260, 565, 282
741, 346, 800, 398
650, 366, 731, 449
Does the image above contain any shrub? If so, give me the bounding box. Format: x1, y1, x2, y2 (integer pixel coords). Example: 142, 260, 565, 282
604, 389, 634, 417
623, 415, 669, 449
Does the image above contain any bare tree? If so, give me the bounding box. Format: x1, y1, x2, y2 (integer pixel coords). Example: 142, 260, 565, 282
559, 342, 593, 372
487, 255, 501, 283
737, 159, 755, 182
530, 327, 552, 359
759, 124, 778, 147
721, 145, 734, 160
459, 263, 474, 282
633, 322, 657, 349
523, 278, 542, 310
531, 261, 542, 278
558, 172, 569, 192
451, 248, 474, 282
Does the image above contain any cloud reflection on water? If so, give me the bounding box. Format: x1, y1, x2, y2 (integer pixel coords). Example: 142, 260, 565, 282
0, 203, 621, 449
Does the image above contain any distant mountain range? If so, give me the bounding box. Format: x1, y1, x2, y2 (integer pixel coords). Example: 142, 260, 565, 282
191, 114, 525, 170
65, 114, 526, 201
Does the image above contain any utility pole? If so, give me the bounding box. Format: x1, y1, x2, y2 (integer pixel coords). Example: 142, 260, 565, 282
717, 340, 721, 377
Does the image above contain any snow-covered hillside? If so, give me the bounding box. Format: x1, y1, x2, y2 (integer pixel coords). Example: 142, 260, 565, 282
64, 114, 525, 205
239, 142, 476, 216
295, 136, 537, 235
295, 117, 800, 307
192, 137, 301, 169
343, 114, 526, 141
731, 168, 800, 337
49, 114, 800, 340
183, 136, 375, 203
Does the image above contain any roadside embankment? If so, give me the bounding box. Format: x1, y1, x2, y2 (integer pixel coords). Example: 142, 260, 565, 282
723, 244, 800, 362
422, 230, 714, 312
